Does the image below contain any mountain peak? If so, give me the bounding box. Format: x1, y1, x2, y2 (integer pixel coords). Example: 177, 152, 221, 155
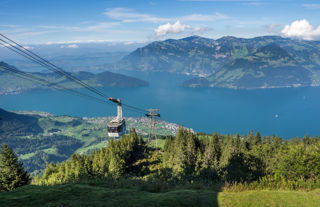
217, 36, 238, 41
180, 35, 202, 41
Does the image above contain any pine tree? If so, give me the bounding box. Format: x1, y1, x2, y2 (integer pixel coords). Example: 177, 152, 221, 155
234, 133, 241, 152
303, 134, 311, 145
212, 132, 221, 163
254, 131, 262, 145
0, 144, 30, 191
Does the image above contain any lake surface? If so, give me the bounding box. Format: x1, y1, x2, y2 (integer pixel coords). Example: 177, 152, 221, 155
1, 70, 320, 139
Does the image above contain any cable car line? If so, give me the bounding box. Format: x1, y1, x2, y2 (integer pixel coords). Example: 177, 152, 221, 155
0, 66, 147, 118
0, 67, 86, 100
0, 36, 109, 100
0, 35, 148, 115
0, 33, 161, 137
0, 33, 108, 99
0, 64, 146, 116
0, 41, 118, 106
0, 65, 111, 106
122, 103, 149, 114
0, 41, 111, 105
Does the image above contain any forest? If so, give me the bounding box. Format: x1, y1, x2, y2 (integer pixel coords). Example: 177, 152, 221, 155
34, 128, 320, 191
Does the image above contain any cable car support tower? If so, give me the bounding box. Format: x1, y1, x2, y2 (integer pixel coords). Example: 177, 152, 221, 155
0, 33, 166, 141
146, 109, 160, 148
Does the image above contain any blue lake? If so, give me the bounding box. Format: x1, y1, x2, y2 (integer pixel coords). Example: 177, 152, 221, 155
1, 70, 320, 139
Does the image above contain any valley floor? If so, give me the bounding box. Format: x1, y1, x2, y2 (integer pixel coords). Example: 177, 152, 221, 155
1, 184, 319, 207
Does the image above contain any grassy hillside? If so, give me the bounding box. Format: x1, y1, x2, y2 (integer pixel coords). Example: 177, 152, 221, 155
1, 183, 319, 207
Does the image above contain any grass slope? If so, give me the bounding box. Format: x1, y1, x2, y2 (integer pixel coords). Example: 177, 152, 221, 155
1, 184, 319, 207
220, 190, 320, 207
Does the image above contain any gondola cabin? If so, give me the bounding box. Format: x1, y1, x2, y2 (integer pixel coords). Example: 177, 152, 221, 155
107, 118, 126, 138
107, 97, 126, 138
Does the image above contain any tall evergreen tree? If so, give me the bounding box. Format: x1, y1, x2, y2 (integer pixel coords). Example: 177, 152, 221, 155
254, 131, 262, 145
212, 132, 221, 163
303, 134, 311, 145
0, 144, 30, 191
234, 133, 241, 152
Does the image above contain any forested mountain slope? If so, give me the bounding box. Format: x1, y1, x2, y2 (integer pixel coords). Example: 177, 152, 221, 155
114, 35, 320, 89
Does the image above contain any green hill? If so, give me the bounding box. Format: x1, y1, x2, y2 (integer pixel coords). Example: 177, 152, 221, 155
0, 61, 148, 95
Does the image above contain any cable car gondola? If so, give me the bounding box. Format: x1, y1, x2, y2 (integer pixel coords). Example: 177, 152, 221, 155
107, 97, 126, 138
0, 34, 160, 139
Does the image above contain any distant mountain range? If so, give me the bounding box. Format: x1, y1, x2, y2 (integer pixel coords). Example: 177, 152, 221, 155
114, 35, 320, 89
0, 62, 148, 95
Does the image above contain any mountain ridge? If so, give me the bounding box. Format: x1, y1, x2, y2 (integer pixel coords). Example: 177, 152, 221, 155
113, 35, 320, 89
0, 62, 149, 95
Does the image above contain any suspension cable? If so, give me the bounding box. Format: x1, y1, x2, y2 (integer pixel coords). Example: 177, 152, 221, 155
0, 65, 146, 115
0, 36, 109, 99
0, 65, 110, 105
0, 33, 149, 115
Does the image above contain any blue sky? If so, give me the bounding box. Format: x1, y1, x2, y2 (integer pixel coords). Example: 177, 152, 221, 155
1, 0, 320, 44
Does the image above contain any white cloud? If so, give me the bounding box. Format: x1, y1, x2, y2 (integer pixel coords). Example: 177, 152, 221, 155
265, 23, 281, 33
104, 8, 170, 23
124, 41, 135, 45
80, 22, 121, 32
0, 24, 18, 28
0, 43, 35, 50
23, 46, 34, 50
7, 30, 58, 37
303, 4, 320, 9
281, 19, 320, 40
193, 26, 212, 34
2, 8, 227, 44
180, 12, 227, 22
38, 22, 120, 32
60, 44, 79, 48
105, 7, 227, 23
46, 40, 111, 45
0, 43, 15, 48
243, 2, 266, 6
154, 21, 191, 37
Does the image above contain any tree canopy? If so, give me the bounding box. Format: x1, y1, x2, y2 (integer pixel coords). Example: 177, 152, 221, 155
0, 144, 30, 191
34, 128, 320, 190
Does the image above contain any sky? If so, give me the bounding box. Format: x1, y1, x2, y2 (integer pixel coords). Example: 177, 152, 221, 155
1, 0, 320, 44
